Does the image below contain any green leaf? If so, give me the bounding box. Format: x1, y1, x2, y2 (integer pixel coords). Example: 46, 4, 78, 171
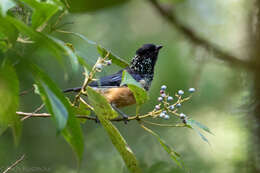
32, 68, 69, 130
21, 0, 62, 29
7, 16, 62, 62
140, 124, 182, 167
72, 101, 91, 123
0, 17, 18, 48
0, 0, 16, 16
49, 37, 79, 72
86, 86, 118, 119
7, 16, 80, 69
128, 84, 148, 106
56, 31, 128, 69
186, 119, 211, 145
66, 31, 97, 45
0, 63, 21, 145
0, 17, 18, 52
62, 111, 84, 162
187, 119, 213, 135
121, 70, 148, 105
86, 86, 142, 173
97, 45, 129, 68
31, 65, 84, 161
0, 32, 9, 52
121, 70, 142, 88
76, 54, 92, 74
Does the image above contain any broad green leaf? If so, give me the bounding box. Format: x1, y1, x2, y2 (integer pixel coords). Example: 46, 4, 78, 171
0, 32, 9, 52
7, 16, 62, 62
66, 31, 96, 45
36, 82, 68, 130
7, 16, 80, 69
31, 66, 84, 161
0, 17, 18, 52
121, 70, 142, 88
0, 0, 15, 16
62, 111, 84, 162
186, 119, 211, 145
21, 0, 62, 29
140, 124, 182, 167
67, 98, 91, 124
121, 70, 148, 105
97, 45, 129, 68
86, 86, 118, 119
50, 37, 79, 72
76, 54, 92, 74
0, 63, 21, 145
56, 31, 128, 69
72, 100, 91, 123
0, 17, 18, 48
32, 67, 69, 130
86, 86, 142, 173
128, 84, 148, 106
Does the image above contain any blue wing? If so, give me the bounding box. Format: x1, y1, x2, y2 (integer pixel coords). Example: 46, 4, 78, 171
63, 68, 143, 93
89, 68, 142, 87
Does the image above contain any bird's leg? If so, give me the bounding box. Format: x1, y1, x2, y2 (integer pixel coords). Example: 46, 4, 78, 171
94, 115, 100, 123
111, 104, 129, 124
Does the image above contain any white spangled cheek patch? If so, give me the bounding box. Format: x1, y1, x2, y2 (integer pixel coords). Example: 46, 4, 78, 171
143, 58, 152, 65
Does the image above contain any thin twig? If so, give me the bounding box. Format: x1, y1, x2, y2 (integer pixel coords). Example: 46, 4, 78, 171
33, 103, 45, 113
51, 10, 67, 32
64, 0, 70, 9
73, 52, 110, 105
148, 0, 256, 70
142, 120, 185, 127
19, 87, 34, 96
16, 37, 34, 44
3, 154, 25, 173
16, 110, 163, 122
16, 111, 144, 122
79, 97, 94, 111
21, 103, 45, 121
17, 91, 192, 124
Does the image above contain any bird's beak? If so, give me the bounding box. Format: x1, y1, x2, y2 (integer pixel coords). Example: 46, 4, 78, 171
156, 45, 163, 50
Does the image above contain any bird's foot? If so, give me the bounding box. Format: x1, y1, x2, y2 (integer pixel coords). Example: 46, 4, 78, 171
122, 114, 129, 124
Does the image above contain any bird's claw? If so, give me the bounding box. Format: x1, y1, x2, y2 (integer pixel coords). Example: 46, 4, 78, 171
123, 115, 129, 124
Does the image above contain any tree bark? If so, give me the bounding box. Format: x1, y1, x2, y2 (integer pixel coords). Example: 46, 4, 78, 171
248, 1, 260, 172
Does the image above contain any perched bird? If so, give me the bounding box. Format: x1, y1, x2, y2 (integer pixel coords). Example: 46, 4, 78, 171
64, 43, 163, 120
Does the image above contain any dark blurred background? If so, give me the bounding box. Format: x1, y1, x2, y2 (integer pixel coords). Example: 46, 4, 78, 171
0, 0, 257, 172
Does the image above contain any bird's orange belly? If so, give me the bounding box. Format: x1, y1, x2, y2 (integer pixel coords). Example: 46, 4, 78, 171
96, 87, 136, 108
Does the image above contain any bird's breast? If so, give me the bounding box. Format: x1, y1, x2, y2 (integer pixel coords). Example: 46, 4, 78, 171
95, 87, 136, 108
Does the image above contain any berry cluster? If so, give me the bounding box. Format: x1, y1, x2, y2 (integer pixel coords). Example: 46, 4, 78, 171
154, 85, 196, 123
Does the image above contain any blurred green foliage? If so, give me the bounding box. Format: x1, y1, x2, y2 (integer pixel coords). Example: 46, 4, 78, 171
0, 0, 251, 173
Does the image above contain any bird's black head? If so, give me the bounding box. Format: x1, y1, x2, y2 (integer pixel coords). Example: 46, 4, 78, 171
136, 44, 162, 57
129, 44, 162, 90
130, 43, 163, 75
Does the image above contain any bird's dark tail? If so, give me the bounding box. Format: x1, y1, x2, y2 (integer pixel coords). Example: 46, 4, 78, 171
63, 87, 81, 93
